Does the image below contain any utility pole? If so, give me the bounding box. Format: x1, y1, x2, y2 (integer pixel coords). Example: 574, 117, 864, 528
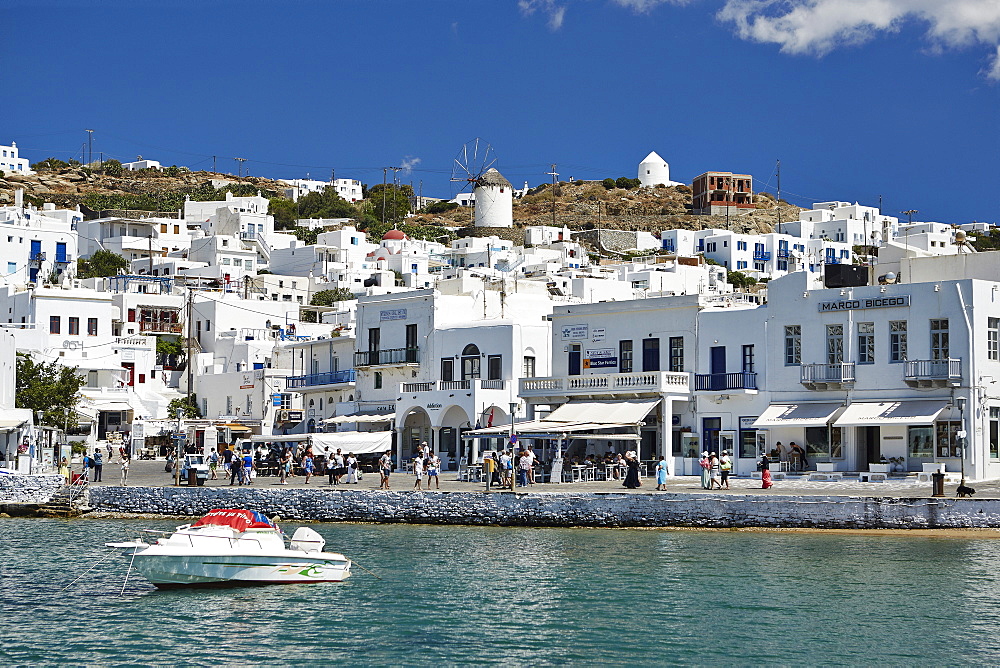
547, 164, 559, 227
775, 159, 782, 235
235, 157, 247, 178
84, 129, 94, 166
148, 234, 154, 276
212, 156, 217, 173
382, 168, 388, 226
902, 209, 917, 225
389, 166, 403, 226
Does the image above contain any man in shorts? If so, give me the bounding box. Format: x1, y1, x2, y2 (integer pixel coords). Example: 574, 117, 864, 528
426, 452, 441, 489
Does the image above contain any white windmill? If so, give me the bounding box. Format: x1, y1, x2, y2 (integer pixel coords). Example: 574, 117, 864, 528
451, 138, 513, 228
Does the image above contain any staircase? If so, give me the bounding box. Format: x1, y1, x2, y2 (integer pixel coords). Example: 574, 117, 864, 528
37, 483, 89, 518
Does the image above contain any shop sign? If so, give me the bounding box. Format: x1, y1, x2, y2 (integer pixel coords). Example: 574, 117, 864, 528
561, 324, 589, 340
584, 348, 617, 368
380, 308, 407, 321
817, 295, 910, 312
591, 328, 606, 342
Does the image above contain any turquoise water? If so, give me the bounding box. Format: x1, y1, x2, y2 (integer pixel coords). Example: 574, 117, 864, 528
3, 519, 1000, 666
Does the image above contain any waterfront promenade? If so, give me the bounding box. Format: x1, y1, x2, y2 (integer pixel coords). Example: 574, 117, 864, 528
88, 458, 999, 499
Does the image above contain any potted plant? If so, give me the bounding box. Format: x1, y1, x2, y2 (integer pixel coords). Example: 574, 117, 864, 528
888, 456, 905, 472
870, 455, 891, 474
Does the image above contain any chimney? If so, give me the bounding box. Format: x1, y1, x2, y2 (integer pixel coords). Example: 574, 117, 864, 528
15, 188, 23, 209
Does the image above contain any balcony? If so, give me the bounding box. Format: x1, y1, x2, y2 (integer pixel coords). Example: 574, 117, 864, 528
354, 347, 419, 367
399, 379, 507, 394
777, 249, 790, 258
139, 320, 183, 334
55, 254, 72, 264
286, 369, 356, 389
800, 362, 856, 389
29, 252, 46, 264
519, 371, 690, 400
694, 372, 758, 393
752, 251, 771, 261
904, 359, 961, 388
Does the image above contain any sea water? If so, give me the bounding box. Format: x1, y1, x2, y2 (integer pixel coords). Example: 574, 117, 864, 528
2, 518, 1000, 666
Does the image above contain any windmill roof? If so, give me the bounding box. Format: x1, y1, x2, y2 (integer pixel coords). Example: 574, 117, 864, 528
475, 168, 512, 189
640, 151, 666, 165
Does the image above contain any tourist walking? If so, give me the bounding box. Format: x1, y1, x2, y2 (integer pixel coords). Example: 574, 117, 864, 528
279, 449, 291, 484
222, 447, 234, 480
208, 449, 219, 480
413, 454, 424, 490
59, 456, 70, 484
759, 453, 773, 489
709, 452, 722, 489
345, 453, 358, 484
720, 452, 732, 489
517, 450, 531, 487
379, 450, 392, 489
427, 452, 440, 489
699, 451, 711, 489
120, 456, 129, 486
303, 453, 314, 484
500, 450, 512, 486
526, 446, 537, 485
622, 452, 641, 489
655, 455, 668, 491
93, 451, 103, 482
242, 451, 254, 485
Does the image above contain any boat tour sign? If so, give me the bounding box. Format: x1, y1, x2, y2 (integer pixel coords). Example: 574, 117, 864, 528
584, 348, 617, 368
817, 295, 910, 312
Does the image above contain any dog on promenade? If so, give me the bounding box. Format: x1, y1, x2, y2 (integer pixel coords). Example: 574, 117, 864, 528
956, 484, 976, 497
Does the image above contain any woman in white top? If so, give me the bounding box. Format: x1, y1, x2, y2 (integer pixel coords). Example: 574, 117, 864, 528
345, 453, 358, 484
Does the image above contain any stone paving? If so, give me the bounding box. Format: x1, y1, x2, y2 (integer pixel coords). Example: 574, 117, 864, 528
79, 457, 996, 499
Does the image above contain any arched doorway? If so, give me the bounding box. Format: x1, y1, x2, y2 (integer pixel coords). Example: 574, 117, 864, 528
400, 407, 432, 459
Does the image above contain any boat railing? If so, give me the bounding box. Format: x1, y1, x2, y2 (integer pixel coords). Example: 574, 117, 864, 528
140, 528, 271, 549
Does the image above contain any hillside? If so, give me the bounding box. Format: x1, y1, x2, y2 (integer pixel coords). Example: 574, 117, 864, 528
1, 165, 803, 244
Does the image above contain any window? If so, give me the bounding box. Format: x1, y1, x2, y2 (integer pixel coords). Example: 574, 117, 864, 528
936, 420, 962, 458
642, 338, 660, 372
742, 344, 755, 373
523, 356, 536, 378
374, 372, 382, 390
805, 426, 843, 461
49, 315, 61, 334
931, 319, 949, 360
205, 320, 211, 332
989, 317, 999, 361
826, 324, 844, 364
461, 344, 481, 380
908, 425, 934, 458
245, 260, 253, 271
487, 355, 502, 380
276, 393, 292, 409
233, 259, 242, 267
441, 358, 454, 381
619, 340, 633, 373
889, 321, 907, 362
6, 262, 15, 274
226, 396, 233, 415
991, 407, 999, 459
68, 317, 79, 335
160, 223, 167, 233
784, 325, 801, 365
668, 337, 683, 372
87, 317, 98, 336
857, 322, 874, 364
222, 258, 231, 265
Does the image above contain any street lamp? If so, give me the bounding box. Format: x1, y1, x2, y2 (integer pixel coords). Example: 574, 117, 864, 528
956, 397, 967, 488
509, 402, 518, 493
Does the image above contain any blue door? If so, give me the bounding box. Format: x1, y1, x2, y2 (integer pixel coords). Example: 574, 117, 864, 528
30, 239, 41, 260
568, 344, 582, 376
710, 346, 726, 390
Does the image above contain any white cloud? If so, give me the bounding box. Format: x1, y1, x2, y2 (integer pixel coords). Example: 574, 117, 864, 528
400, 156, 422, 175
519, 0, 568, 30
717, 0, 1000, 79
612, 0, 692, 12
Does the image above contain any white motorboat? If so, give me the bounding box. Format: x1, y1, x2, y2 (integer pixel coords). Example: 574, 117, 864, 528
107, 509, 352, 588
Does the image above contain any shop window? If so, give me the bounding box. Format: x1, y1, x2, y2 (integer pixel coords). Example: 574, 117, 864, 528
990, 408, 999, 459
936, 420, 962, 458
908, 425, 934, 458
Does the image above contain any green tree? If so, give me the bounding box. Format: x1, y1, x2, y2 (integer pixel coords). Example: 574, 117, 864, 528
364, 183, 412, 226
15, 354, 85, 427
302, 288, 355, 322
103, 159, 123, 177
78, 249, 129, 278
727, 270, 757, 290
423, 201, 459, 214
615, 177, 641, 189
269, 197, 297, 229
297, 186, 358, 220
167, 395, 202, 419
602, 178, 617, 190
31, 157, 69, 171
292, 227, 319, 245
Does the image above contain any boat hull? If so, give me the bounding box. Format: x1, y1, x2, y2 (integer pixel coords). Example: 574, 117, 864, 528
129, 552, 352, 587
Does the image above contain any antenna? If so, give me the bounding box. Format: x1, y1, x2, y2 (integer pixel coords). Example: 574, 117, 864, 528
547, 164, 559, 227
84, 129, 94, 166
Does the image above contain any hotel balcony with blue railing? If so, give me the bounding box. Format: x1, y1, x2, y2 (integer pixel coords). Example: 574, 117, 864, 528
286, 369, 356, 389
752, 251, 771, 261
693, 371, 758, 393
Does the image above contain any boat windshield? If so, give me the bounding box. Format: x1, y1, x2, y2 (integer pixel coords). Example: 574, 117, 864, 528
191, 509, 275, 532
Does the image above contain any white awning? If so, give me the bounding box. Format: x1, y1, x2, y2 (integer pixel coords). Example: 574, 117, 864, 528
464, 420, 637, 437
752, 403, 843, 428
0, 419, 27, 431
545, 399, 659, 425
834, 400, 949, 427
310, 431, 392, 454
92, 402, 135, 413
321, 412, 395, 425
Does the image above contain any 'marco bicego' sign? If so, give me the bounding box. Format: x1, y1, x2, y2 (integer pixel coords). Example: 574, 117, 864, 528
817, 295, 910, 312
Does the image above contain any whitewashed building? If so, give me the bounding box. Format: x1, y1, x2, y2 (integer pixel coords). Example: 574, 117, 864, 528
0, 142, 32, 175
0, 191, 80, 285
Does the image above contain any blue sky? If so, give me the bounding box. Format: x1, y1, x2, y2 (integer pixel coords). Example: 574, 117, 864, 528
3, 0, 998, 223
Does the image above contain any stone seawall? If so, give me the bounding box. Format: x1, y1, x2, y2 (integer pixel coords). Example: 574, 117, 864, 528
0, 474, 64, 504
88, 486, 1000, 529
